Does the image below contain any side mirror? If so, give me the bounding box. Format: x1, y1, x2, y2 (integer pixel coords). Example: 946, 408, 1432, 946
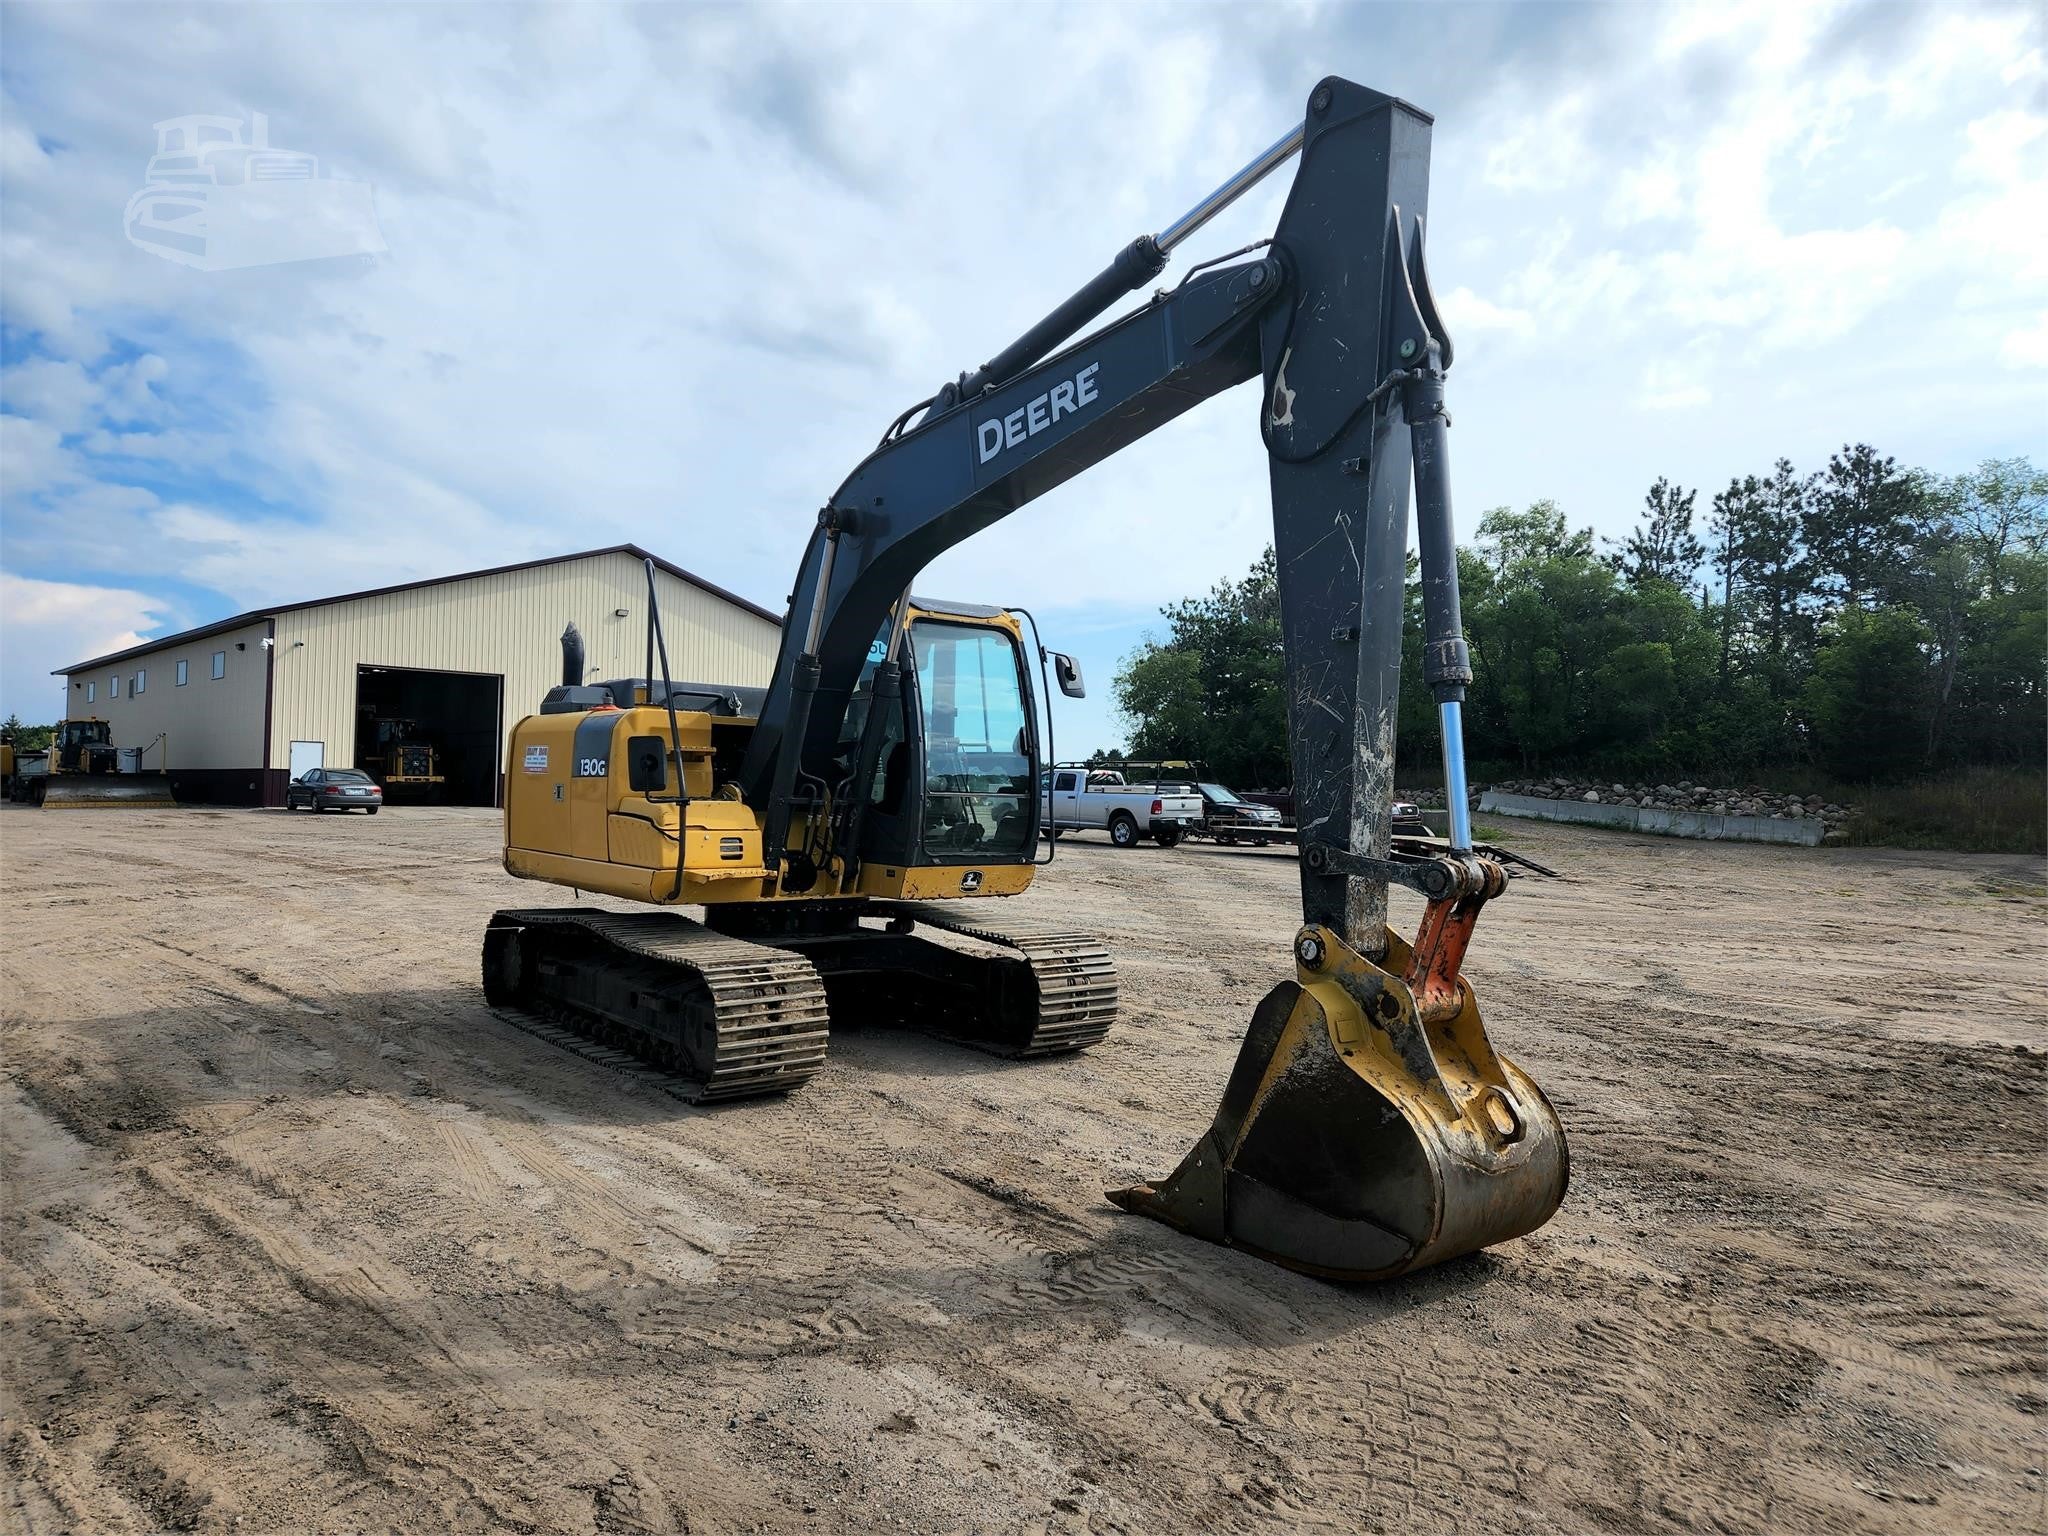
1051, 651, 1085, 699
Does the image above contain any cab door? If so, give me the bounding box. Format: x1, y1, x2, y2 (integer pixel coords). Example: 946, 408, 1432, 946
1049, 769, 1081, 828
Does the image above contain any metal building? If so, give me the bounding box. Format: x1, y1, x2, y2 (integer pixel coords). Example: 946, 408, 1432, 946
52, 546, 782, 807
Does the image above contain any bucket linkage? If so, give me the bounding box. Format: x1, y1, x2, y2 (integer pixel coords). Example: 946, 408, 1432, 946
1111, 194, 1567, 1279
1110, 847, 1566, 1280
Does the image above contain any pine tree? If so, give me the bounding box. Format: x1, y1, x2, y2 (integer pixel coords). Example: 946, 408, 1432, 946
1609, 478, 1704, 589
1804, 444, 1921, 610
1706, 476, 1765, 685
1735, 459, 1811, 684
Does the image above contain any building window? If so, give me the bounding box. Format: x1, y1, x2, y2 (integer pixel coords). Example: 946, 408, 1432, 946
176, 660, 189, 686
110, 674, 120, 698
134, 669, 146, 694
86, 681, 95, 703
212, 651, 226, 679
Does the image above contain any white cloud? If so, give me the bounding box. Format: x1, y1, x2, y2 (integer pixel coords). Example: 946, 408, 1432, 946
1639, 359, 1711, 412
2000, 312, 2048, 370
0, 571, 171, 720
1483, 91, 1589, 194
0, 414, 72, 497
1438, 285, 1533, 339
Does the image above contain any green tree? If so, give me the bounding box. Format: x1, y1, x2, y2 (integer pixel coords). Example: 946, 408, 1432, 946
1735, 458, 1813, 690
1, 714, 54, 751
1947, 455, 2047, 594
1707, 475, 1766, 685
1609, 477, 1704, 590
1113, 548, 1289, 787
1804, 444, 1921, 610
1474, 499, 1593, 577
1120, 453, 2039, 794
1947, 546, 2048, 765
1465, 503, 1622, 769
1801, 608, 1931, 780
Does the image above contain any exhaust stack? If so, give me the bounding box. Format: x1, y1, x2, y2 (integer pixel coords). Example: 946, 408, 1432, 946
560, 622, 585, 687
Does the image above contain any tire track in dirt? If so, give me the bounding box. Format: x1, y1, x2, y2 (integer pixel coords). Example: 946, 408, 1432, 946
6, 807, 2044, 1534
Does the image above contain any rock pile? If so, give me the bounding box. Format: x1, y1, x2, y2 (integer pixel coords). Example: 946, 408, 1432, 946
1485, 777, 1857, 831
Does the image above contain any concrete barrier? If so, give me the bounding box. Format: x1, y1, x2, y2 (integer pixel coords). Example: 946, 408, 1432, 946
1478, 790, 1825, 847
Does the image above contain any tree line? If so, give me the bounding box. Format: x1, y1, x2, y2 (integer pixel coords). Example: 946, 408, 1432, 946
1113, 449, 2044, 787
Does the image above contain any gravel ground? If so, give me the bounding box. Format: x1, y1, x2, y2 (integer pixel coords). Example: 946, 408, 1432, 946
3, 801, 2043, 1535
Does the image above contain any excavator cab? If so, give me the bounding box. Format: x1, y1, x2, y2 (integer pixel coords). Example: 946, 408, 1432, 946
840, 604, 1041, 878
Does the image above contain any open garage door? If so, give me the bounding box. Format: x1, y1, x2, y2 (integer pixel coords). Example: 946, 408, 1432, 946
354, 665, 503, 807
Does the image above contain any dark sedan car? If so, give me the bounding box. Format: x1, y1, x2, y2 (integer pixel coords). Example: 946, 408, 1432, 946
286, 767, 383, 813
1240, 785, 1431, 836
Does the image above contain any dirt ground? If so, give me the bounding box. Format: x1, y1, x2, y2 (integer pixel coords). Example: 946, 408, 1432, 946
2, 802, 2043, 1535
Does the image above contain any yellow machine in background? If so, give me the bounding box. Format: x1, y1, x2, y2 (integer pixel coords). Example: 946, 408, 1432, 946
5, 719, 175, 808
358, 715, 445, 800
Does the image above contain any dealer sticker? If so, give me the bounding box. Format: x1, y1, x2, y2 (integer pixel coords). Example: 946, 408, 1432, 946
523, 744, 549, 773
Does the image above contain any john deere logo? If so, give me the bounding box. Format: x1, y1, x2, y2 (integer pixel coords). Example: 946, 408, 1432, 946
960, 871, 983, 893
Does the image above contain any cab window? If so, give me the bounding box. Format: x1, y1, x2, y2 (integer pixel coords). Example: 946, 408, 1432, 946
911, 621, 1031, 858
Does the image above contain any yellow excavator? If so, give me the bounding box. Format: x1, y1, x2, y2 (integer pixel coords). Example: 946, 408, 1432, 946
484, 78, 1568, 1281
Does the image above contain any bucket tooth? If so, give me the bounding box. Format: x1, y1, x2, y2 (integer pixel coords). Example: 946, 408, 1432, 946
1110, 924, 1567, 1281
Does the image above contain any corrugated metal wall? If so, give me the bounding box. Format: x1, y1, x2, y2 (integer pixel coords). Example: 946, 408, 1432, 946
269, 551, 781, 776
59, 618, 271, 771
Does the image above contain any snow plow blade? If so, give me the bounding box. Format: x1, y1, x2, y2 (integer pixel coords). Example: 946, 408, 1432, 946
1109, 921, 1567, 1281
34, 776, 178, 809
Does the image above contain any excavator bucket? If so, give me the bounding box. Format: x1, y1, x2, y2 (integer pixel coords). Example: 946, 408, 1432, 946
1110, 920, 1566, 1281
35, 775, 178, 809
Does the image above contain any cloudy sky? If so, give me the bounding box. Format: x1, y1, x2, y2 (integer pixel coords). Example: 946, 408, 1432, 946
2, 1, 2041, 750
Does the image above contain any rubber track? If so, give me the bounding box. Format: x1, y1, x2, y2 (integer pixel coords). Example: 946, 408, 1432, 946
486, 909, 831, 1103
863, 901, 1118, 1057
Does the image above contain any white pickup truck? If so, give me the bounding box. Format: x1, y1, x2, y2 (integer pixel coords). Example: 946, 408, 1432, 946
1041, 768, 1202, 848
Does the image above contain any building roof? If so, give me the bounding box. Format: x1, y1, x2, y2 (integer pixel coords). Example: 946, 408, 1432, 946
54, 544, 783, 675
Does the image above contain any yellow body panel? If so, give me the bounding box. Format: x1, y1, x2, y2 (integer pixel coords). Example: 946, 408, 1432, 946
856, 862, 1033, 899
502, 698, 1035, 908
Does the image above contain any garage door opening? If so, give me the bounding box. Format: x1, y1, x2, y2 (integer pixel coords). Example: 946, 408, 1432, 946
354, 665, 503, 807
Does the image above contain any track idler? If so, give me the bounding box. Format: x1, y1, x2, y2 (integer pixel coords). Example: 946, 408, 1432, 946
1110, 865, 1567, 1281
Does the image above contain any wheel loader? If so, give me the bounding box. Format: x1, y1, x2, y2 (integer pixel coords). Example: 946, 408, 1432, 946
484, 77, 1569, 1281
9, 718, 176, 808
358, 714, 445, 800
